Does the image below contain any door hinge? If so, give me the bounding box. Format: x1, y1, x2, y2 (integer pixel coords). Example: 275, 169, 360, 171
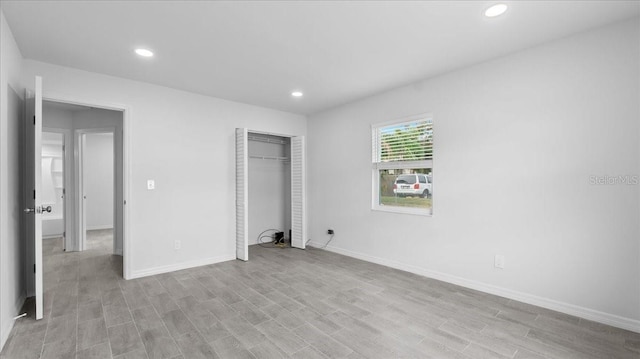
33, 190, 36, 199
63, 231, 66, 238
33, 116, 35, 125
124, 200, 127, 205
33, 264, 36, 273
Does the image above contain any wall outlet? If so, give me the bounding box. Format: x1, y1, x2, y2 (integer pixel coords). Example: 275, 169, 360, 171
327, 229, 334, 235
174, 240, 181, 250
147, 180, 155, 190
494, 254, 505, 269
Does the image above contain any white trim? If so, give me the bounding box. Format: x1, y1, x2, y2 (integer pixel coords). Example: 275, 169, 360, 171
371, 205, 432, 216
123, 107, 131, 279
130, 254, 236, 279
86, 225, 113, 231
290, 135, 307, 249
75, 130, 85, 251
42, 92, 132, 279
308, 242, 640, 334
34, 77, 43, 320
245, 129, 296, 138
236, 128, 249, 261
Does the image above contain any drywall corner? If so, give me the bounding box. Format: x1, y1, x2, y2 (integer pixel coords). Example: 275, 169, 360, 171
0, 8, 25, 351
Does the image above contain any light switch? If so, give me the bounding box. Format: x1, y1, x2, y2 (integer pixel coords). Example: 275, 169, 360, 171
147, 180, 155, 190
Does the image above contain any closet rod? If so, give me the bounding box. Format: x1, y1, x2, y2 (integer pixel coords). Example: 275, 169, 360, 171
249, 155, 290, 161
248, 135, 287, 145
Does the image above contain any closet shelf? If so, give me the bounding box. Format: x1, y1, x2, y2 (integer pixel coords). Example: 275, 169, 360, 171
249, 155, 290, 161
248, 135, 287, 145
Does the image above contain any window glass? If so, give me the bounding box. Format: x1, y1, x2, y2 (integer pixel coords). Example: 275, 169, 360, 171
372, 116, 433, 215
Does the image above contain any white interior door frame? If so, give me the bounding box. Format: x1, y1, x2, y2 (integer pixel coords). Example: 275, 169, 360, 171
43, 93, 132, 279
75, 127, 115, 252
290, 135, 307, 249
236, 128, 249, 261
42, 127, 72, 251
24, 77, 44, 319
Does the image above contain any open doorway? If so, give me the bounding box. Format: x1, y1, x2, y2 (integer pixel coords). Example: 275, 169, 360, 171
41, 100, 124, 272
77, 130, 116, 253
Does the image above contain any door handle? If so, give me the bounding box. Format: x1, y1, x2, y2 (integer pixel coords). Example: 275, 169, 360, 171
23, 206, 51, 214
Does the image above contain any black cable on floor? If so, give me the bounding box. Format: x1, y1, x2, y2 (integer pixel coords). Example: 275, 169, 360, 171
256, 229, 290, 249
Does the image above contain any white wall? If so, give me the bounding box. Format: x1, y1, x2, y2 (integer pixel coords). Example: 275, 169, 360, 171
84, 133, 114, 230
0, 9, 25, 351
308, 18, 640, 331
21, 59, 307, 279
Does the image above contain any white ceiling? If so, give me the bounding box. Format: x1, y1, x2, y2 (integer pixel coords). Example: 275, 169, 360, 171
2, 1, 639, 115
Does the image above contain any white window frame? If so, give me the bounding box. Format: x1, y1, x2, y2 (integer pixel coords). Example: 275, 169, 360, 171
371, 113, 433, 216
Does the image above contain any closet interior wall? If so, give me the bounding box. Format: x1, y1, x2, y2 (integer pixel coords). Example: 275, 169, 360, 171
247, 133, 291, 245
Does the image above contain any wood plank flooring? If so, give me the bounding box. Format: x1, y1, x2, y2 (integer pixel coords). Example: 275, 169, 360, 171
1, 231, 638, 358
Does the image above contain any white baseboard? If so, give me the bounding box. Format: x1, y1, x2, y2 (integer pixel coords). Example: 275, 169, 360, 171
130, 254, 236, 279
0, 294, 26, 352
308, 242, 640, 334
87, 225, 113, 231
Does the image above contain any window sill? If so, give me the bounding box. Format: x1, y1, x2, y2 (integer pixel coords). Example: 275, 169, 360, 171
371, 205, 433, 216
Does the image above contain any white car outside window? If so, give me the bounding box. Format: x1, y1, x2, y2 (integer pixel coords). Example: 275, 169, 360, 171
393, 174, 432, 198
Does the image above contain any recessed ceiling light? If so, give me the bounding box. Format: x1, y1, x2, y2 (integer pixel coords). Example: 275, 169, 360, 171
291, 91, 303, 98
135, 48, 154, 57
484, 3, 508, 18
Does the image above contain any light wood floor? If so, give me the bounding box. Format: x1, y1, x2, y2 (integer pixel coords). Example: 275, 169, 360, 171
1, 232, 638, 358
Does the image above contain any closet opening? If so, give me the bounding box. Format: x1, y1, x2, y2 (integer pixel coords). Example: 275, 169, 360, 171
236, 129, 306, 261
248, 133, 292, 248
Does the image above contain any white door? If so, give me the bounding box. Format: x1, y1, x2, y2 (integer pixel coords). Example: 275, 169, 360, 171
235, 128, 249, 260
290, 136, 306, 249
24, 76, 45, 320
